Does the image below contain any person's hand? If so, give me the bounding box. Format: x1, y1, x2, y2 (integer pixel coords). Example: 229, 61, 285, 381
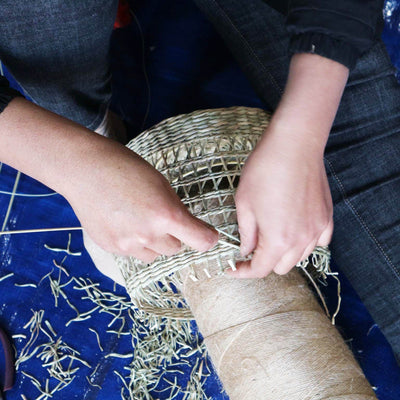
232, 124, 333, 278
229, 52, 348, 278
67, 139, 218, 264
0, 98, 217, 284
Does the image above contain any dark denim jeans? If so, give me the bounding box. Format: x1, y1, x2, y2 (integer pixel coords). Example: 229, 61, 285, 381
1, 0, 399, 362
0, 0, 118, 130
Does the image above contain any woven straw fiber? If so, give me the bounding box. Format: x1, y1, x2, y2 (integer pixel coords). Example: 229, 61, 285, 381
116, 107, 329, 318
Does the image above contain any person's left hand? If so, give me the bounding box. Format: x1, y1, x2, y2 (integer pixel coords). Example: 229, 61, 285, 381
231, 122, 333, 278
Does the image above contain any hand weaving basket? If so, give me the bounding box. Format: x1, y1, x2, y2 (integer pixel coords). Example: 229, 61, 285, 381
108, 106, 376, 399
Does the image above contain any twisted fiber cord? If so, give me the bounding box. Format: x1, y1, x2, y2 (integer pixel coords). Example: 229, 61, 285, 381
181, 266, 377, 400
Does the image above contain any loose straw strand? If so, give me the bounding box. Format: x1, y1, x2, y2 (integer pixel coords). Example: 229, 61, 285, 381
0, 226, 83, 236
1, 170, 21, 232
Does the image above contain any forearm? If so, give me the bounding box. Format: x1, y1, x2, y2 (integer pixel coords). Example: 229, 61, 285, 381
0, 97, 111, 197
269, 53, 349, 153
234, 53, 348, 277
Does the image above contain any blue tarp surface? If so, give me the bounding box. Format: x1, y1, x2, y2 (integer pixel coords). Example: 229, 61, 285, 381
1, 0, 400, 398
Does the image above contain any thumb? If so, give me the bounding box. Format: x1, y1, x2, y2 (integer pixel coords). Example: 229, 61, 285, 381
170, 211, 218, 253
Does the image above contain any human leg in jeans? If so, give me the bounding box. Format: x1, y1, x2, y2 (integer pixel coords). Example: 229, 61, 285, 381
0, 0, 119, 130
193, 0, 400, 362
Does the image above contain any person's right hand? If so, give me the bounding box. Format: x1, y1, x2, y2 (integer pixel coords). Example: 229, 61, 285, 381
66, 138, 218, 264
0, 98, 217, 274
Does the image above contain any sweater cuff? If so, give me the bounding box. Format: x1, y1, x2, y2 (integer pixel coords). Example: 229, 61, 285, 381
0, 76, 23, 113
289, 32, 360, 70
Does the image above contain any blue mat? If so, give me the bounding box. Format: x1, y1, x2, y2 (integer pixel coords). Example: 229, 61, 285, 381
1, 1, 400, 399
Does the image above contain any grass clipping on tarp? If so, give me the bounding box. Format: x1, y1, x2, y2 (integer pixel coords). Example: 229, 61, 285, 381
9, 270, 214, 399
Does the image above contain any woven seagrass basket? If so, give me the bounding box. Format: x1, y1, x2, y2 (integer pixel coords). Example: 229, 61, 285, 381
116, 106, 329, 319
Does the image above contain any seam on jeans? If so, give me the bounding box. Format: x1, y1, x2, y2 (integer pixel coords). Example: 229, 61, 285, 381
211, 0, 284, 96
87, 100, 110, 131
325, 156, 400, 281
331, 122, 400, 143
347, 66, 396, 88
6, 72, 109, 131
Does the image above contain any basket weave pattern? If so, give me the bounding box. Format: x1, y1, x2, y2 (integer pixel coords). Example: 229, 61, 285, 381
117, 107, 270, 318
